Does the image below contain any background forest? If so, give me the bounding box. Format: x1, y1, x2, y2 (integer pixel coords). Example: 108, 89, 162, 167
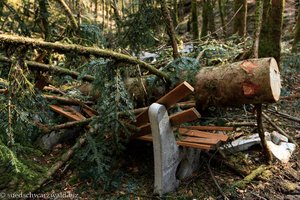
0, 0, 299, 199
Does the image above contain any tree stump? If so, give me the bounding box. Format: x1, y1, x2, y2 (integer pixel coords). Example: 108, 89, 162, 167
195, 57, 281, 110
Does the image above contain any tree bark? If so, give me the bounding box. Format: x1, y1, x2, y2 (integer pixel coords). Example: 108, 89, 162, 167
195, 57, 281, 110
160, 0, 180, 59
0, 34, 169, 81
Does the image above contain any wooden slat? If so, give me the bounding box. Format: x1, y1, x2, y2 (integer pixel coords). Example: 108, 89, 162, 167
176, 141, 213, 150
186, 126, 235, 131
136, 134, 213, 150
180, 136, 220, 145
178, 128, 229, 142
134, 81, 194, 127
169, 108, 201, 126
135, 108, 201, 137
50, 105, 86, 121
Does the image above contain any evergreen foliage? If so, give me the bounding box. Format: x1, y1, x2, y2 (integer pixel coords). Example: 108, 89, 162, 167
74, 59, 135, 189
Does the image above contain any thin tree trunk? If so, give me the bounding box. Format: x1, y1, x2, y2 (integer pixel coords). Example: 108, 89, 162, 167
218, 0, 226, 37
253, 0, 263, 58
292, 6, 300, 52
234, 0, 247, 36
207, 0, 216, 35
94, 0, 98, 22
160, 0, 180, 59
191, 0, 199, 40
201, 0, 209, 37
173, 0, 179, 27
38, 0, 50, 41
54, 0, 78, 31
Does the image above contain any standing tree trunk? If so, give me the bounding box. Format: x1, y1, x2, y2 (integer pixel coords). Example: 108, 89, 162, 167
218, 0, 226, 37
201, 0, 209, 37
160, 0, 180, 59
207, 0, 216, 35
191, 0, 199, 40
173, 0, 179, 27
38, 0, 50, 41
253, 0, 263, 58
292, 5, 300, 52
94, 0, 98, 22
233, 0, 247, 37
259, 0, 284, 66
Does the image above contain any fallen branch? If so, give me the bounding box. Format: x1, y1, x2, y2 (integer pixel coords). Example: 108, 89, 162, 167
280, 93, 300, 100
0, 34, 170, 81
266, 109, 300, 123
233, 165, 267, 189
225, 122, 257, 127
30, 133, 86, 193
43, 94, 94, 105
262, 112, 298, 147
205, 157, 229, 200
0, 56, 95, 82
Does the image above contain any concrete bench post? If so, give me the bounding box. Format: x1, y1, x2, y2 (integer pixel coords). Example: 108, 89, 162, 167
149, 103, 201, 196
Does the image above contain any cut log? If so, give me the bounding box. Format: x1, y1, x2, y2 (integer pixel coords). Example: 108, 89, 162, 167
195, 58, 281, 109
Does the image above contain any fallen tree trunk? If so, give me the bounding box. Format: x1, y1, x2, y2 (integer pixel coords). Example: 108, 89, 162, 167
195, 57, 281, 110
0, 34, 169, 81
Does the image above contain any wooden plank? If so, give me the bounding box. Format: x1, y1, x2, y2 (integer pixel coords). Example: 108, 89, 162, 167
180, 136, 220, 145
135, 108, 201, 137
176, 141, 213, 150
169, 108, 201, 126
136, 134, 213, 150
178, 128, 229, 142
186, 125, 235, 131
134, 81, 194, 127
50, 105, 86, 121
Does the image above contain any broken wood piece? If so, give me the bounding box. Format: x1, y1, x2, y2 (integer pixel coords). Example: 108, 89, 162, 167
137, 134, 213, 150
134, 81, 194, 127
185, 125, 235, 131
178, 128, 229, 142
195, 58, 281, 110
50, 105, 86, 121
